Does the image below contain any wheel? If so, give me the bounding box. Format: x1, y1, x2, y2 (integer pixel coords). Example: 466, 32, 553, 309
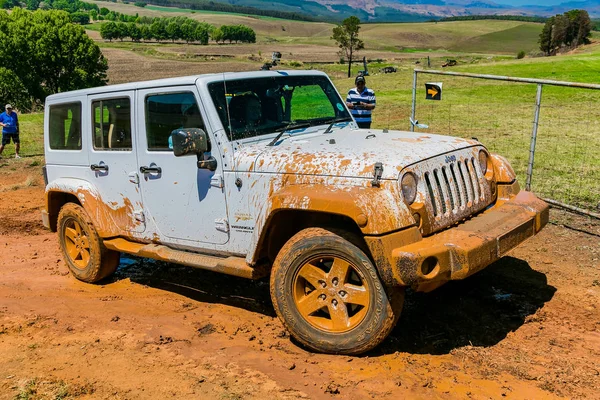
57, 203, 120, 283
270, 228, 404, 355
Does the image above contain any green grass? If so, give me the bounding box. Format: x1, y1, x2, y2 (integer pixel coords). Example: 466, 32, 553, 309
83, 22, 103, 31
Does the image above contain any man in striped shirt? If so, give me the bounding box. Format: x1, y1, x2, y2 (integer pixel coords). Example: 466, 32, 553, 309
346, 76, 376, 129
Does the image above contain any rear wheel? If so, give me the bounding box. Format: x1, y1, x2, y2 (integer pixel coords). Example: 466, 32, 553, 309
57, 203, 119, 283
270, 228, 404, 355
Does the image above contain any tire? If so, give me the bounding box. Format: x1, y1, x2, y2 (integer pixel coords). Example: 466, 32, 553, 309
270, 228, 404, 355
57, 203, 120, 283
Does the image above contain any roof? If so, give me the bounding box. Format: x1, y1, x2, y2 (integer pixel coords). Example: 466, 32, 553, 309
45, 70, 329, 102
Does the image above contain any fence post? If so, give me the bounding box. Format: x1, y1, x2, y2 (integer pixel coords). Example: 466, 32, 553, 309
410, 70, 417, 132
526, 84, 543, 191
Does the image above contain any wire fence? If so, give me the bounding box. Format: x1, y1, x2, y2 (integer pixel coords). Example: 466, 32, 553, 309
408, 70, 600, 217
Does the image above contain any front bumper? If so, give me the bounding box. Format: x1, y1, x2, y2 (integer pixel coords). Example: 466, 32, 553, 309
366, 189, 549, 292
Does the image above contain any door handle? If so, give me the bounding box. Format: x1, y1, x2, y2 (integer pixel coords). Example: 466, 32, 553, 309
90, 164, 109, 172
140, 165, 162, 174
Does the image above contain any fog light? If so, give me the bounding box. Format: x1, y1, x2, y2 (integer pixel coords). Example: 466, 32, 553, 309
420, 257, 439, 278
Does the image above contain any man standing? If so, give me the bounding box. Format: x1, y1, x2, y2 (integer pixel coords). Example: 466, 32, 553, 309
346, 76, 376, 129
0, 104, 20, 159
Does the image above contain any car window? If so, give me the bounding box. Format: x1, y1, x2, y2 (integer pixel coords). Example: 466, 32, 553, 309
208, 75, 349, 141
145, 92, 204, 151
92, 98, 132, 150
49, 102, 82, 150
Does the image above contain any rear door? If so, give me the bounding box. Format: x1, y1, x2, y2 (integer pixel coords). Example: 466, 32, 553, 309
87, 92, 145, 233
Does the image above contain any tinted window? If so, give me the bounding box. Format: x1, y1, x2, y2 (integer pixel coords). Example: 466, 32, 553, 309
145, 92, 204, 151
92, 98, 132, 150
49, 102, 82, 150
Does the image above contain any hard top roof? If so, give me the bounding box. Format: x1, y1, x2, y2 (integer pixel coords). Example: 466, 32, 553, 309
45, 70, 329, 102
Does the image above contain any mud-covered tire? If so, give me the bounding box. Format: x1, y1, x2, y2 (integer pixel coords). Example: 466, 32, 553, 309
270, 228, 404, 355
57, 203, 120, 283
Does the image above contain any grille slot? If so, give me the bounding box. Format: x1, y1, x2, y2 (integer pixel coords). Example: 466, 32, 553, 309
425, 172, 438, 216
441, 167, 456, 212
449, 164, 463, 208
433, 169, 447, 215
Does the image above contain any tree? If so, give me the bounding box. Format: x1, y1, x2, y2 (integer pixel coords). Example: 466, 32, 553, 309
331, 16, 364, 78
539, 17, 553, 55
70, 11, 89, 25
211, 27, 223, 43
0, 67, 30, 111
165, 21, 180, 42
128, 22, 141, 42
100, 21, 117, 41
0, 9, 107, 104
539, 9, 592, 55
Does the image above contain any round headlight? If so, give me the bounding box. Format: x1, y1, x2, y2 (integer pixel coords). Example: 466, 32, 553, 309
478, 150, 488, 175
401, 172, 418, 204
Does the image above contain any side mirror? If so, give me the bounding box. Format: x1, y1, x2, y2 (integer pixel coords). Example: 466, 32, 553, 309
171, 128, 209, 157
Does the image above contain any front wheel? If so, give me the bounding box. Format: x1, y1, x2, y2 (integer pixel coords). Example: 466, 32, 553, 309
270, 228, 404, 355
57, 203, 120, 283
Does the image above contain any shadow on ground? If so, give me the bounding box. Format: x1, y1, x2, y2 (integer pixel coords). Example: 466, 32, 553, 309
110, 254, 555, 355
378, 256, 556, 356
112, 255, 275, 317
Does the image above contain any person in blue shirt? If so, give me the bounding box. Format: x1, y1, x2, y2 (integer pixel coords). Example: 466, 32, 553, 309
346, 76, 376, 129
0, 104, 20, 159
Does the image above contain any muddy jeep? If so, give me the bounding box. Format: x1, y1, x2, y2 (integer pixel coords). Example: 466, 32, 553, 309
42, 70, 548, 355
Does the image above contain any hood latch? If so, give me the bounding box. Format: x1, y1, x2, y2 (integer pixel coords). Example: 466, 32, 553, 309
371, 162, 383, 187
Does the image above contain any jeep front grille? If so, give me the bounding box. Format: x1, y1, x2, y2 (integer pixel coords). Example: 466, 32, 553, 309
408, 149, 494, 235
424, 157, 485, 217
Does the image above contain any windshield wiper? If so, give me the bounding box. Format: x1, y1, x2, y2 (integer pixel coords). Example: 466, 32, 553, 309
267, 122, 312, 146
324, 116, 353, 134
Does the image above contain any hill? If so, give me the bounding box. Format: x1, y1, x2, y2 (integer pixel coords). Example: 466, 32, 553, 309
87, 1, 544, 55
138, 0, 600, 22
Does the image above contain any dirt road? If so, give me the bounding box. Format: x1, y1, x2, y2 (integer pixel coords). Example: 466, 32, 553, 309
1, 159, 599, 399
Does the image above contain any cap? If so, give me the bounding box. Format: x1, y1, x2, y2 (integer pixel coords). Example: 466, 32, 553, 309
355, 76, 365, 84
5, 104, 12, 109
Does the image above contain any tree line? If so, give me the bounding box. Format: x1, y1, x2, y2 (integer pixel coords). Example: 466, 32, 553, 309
138, 0, 318, 22
99, 16, 255, 44
0, 8, 107, 111
539, 9, 592, 56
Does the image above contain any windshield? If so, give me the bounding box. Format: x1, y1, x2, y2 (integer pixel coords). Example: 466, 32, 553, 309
208, 75, 351, 141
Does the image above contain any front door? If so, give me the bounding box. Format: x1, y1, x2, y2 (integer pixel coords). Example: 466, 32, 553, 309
136, 86, 229, 246
88, 92, 145, 234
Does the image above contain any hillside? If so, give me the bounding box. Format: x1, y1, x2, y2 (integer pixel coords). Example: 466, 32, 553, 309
138, 0, 600, 22
87, 1, 543, 54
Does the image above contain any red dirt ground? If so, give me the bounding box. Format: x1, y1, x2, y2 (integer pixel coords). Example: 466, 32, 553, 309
0, 158, 599, 399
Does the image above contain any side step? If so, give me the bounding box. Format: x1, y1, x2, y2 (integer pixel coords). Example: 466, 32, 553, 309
103, 238, 268, 280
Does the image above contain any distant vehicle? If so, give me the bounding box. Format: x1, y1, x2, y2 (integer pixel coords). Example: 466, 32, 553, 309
380, 66, 397, 73
442, 59, 457, 67
41, 70, 548, 355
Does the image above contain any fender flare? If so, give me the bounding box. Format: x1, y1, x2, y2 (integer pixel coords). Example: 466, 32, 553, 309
45, 178, 124, 237
246, 182, 414, 264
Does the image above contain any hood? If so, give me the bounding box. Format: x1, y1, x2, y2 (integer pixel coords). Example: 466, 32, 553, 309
235, 128, 481, 180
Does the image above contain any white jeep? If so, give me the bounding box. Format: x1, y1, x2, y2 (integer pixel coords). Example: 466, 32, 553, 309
42, 70, 548, 355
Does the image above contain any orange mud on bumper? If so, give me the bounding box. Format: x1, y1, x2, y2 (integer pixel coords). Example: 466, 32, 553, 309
367, 190, 549, 292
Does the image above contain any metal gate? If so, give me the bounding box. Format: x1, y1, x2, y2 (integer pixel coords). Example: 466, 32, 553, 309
410, 69, 600, 218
